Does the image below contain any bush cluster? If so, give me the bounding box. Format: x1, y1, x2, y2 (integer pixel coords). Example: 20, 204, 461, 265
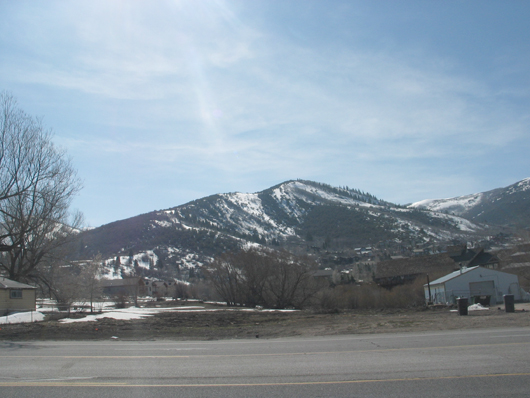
204, 248, 322, 309
315, 278, 426, 311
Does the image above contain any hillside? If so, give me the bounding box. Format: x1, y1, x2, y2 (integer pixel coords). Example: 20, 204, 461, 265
409, 178, 530, 228
72, 179, 518, 280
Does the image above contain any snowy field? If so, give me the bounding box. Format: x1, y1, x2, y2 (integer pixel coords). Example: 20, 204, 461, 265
0, 299, 296, 325
4, 301, 521, 325
0, 305, 213, 325
58, 306, 206, 323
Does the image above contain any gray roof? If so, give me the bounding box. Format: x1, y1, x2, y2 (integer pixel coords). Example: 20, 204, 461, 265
100, 277, 143, 287
426, 266, 479, 286
313, 269, 334, 277
0, 277, 36, 289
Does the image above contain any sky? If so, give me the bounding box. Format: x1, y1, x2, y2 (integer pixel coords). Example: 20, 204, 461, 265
1, 1, 529, 227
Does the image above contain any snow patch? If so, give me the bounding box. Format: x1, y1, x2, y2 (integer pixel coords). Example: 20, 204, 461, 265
410, 193, 483, 215
0, 311, 45, 324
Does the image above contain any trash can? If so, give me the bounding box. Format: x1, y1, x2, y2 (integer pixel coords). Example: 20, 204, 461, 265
457, 297, 468, 316
504, 294, 515, 313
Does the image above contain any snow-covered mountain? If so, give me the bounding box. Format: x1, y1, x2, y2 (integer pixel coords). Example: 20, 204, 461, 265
74, 179, 517, 278
409, 178, 530, 228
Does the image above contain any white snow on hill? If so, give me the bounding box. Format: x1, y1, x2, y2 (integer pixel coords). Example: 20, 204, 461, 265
410, 177, 530, 215
409, 192, 483, 215
102, 251, 159, 279
507, 177, 530, 194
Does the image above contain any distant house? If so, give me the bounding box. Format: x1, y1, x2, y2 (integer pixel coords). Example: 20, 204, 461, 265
374, 254, 455, 288
500, 247, 530, 275
448, 246, 500, 269
101, 277, 147, 299
0, 277, 37, 315
374, 247, 501, 289
424, 266, 521, 305
145, 280, 177, 297
312, 269, 335, 284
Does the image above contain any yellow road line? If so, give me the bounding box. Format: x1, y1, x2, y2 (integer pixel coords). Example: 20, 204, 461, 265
1, 372, 530, 388
2, 341, 530, 359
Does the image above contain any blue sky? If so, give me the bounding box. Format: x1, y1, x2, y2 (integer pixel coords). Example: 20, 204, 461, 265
1, 0, 529, 227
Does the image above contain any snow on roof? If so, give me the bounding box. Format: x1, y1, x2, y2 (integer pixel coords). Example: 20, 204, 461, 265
0, 277, 36, 289
427, 266, 480, 285
100, 277, 143, 287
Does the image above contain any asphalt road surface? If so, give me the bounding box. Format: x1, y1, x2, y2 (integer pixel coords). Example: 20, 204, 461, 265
1, 327, 529, 397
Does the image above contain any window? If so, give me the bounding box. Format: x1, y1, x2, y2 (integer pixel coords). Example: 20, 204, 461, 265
10, 290, 23, 299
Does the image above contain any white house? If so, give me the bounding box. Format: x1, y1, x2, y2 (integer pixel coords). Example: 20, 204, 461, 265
424, 266, 521, 305
0, 277, 37, 315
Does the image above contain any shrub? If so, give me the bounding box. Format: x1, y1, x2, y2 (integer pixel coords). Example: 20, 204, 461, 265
314, 277, 425, 310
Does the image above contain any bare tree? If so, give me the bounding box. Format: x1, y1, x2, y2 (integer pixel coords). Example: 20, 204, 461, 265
204, 248, 321, 309
81, 254, 103, 313
237, 249, 271, 307
205, 251, 245, 306
48, 265, 82, 314
261, 250, 320, 309
0, 92, 82, 283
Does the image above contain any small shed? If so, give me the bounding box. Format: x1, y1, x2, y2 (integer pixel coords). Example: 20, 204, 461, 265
0, 277, 37, 315
424, 266, 521, 305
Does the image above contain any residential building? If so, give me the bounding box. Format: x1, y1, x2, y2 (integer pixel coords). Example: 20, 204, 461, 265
0, 277, 37, 315
424, 266, 521, 305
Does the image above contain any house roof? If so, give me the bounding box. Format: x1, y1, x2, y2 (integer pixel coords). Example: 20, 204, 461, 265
449, 247, 499, 267
100, 277, 144, 288
375, 253, 455, 279
469, 251, 499, 266
427, 266, 480, 285
313, 269, 334, 278
0, 277, 36, 289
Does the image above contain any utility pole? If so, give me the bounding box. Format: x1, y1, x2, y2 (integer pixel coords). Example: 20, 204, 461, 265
426, 274, 432, 305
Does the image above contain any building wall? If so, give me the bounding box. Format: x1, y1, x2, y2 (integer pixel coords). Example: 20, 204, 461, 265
0, 289, 36, 314
424, 284, 447, 304
150, 282, 177, 298
101, 278, 147, 298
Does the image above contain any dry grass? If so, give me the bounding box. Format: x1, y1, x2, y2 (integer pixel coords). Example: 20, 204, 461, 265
315, 278, 426, 310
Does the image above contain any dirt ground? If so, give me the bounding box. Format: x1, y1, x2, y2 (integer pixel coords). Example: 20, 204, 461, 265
1, 303, 530, 341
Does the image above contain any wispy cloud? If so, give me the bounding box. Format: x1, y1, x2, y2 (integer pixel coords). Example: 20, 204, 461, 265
1, 0, 529, 225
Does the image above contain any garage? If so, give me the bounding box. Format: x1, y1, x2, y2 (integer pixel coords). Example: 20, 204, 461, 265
424, 266, 522, 305
469, 280, 496, 305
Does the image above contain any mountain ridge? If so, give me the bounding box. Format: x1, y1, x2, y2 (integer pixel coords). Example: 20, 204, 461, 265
409, 178, 530, 228
71, 178, 530, 280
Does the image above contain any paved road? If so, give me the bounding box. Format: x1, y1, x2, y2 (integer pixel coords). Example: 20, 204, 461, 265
1, 327, 529, 397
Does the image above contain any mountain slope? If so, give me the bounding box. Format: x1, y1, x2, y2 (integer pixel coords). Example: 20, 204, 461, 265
409, 178, 530, 228
75, 180, 501, 279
